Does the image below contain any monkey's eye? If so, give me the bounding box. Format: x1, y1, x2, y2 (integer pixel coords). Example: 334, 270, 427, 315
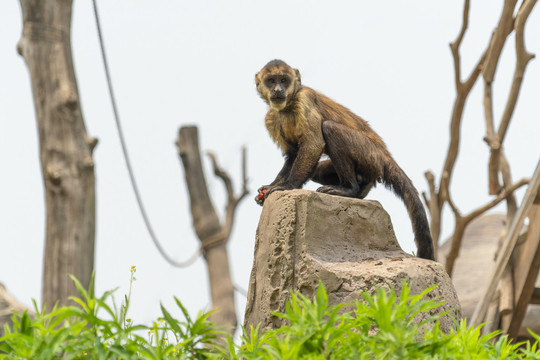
280, 78, 287, 83
265, 78, 277, 88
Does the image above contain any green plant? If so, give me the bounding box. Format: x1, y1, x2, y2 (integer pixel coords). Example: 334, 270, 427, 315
1, 274, 539, 359
228, 283, 536, 360
0, 268, 222, 359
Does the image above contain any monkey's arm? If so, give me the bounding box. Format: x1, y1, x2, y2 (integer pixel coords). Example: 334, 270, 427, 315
269, 152, 297, 186
255, 143, 323, 205
255, 151, 296, 205
263, 140, 324, 198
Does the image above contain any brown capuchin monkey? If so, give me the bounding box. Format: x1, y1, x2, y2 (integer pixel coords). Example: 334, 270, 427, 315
254, 59, 434, 261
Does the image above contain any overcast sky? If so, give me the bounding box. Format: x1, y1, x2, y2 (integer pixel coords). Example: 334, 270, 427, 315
0, 1, 539, 330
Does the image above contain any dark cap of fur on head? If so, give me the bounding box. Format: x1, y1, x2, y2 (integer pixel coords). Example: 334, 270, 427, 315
264, 59, 289, 68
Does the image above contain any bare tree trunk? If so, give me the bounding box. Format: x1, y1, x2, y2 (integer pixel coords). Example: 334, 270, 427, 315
17, 0, 97, 309
177, 126, 247, 336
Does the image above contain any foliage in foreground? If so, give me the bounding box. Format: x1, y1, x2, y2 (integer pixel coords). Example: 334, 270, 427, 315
1, 272, 540, 360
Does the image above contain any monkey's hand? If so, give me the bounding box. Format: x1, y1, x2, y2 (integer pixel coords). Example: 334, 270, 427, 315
255, 184, 295, 206
264, 184, 295, 197
255, 187, 268, 206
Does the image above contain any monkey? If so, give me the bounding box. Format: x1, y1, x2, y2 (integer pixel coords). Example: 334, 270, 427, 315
254, 59, 434, 261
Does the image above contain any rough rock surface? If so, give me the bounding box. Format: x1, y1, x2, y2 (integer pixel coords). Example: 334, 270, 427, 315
244, 189, 461, 333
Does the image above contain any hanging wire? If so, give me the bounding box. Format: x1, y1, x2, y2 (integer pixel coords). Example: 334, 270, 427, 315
91, 0, 201, 268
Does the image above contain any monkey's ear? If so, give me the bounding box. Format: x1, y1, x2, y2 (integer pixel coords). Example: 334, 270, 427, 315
255, 72, 261, 87
294, 68, 301, 85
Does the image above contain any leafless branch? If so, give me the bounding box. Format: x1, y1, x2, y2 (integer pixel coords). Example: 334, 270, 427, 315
497, 0, 536, 144
423, 170, 440, 259
499, 152, 518, 219
484, 0, 535, 194
426, 0, 488, 252
466, 178, 529, 223
440, 171, 461, 217
483, 0, 518, 83
424, 171, 437, 206
177, 126, 249, 336
440, 0, 486, 198
207, 151, 235, 203
449, 0, 470, 90
207, 148, 249, 244
445, 178, 529, 276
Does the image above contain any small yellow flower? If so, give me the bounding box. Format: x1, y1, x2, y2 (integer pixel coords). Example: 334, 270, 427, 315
130, 265, 136, 273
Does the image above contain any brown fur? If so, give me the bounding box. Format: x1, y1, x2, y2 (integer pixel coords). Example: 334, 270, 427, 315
255, 59, 434, 260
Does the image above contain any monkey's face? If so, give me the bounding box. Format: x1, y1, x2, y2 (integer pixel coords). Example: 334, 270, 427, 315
264, 74, 292, 110
256, 60, 301, 111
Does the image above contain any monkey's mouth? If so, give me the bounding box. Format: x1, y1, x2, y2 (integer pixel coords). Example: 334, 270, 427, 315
270, 96, 286, 104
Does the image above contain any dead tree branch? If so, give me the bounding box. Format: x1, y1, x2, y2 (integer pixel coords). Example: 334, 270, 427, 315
424, 0, 487, 255
498, 0, 536, 144
484, 0, 535, 194
445, 177, 530, 276
177, 126, 248, 337
425, 0, 536, 270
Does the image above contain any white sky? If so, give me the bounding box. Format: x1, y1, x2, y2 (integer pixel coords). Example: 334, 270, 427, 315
0, 1, 539, 330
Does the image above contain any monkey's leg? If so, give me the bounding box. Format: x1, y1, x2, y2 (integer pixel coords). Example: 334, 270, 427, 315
356, 176, 375, 199
311, 160, 339, 185
317, 121, 381, 198
313, 160, 374, 199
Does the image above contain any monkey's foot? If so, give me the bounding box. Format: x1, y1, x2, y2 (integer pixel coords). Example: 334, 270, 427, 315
317, 185, 359, 198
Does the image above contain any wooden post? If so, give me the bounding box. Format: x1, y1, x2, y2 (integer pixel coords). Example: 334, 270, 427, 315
506, 200, 540, 337
471, 159, 540, 325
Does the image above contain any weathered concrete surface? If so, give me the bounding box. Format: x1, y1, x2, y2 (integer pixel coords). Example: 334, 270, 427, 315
244, 189, 461, 333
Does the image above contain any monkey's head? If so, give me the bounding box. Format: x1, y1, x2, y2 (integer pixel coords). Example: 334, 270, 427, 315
255, 60, 301, 111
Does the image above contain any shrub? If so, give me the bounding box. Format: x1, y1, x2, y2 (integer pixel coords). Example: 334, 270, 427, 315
1, 271, 539, 359
0, 269, 220, 359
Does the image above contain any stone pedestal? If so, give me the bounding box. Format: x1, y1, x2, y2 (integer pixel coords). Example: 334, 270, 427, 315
244, 189, 461, 333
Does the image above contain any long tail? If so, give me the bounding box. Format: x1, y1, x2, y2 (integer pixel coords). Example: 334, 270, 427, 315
382, 160, 434, 260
